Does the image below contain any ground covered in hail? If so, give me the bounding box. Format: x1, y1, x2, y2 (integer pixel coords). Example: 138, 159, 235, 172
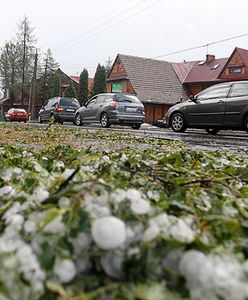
1, 123, 248, 300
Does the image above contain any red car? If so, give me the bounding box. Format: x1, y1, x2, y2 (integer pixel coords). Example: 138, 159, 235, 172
5, 108, 29, 122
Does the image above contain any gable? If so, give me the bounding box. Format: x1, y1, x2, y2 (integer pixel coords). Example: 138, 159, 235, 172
218, 48, 248, 79
108, 56, 127, 79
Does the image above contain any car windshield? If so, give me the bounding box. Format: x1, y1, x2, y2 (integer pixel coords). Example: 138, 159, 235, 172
60, 98, 80, 107
14, 109, 27, 113
113, 94, 140, 103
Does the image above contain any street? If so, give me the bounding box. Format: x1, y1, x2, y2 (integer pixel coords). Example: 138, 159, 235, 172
28, 122, 248, 155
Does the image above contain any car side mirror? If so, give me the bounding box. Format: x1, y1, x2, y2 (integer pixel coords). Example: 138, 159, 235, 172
189, 95, 197, 102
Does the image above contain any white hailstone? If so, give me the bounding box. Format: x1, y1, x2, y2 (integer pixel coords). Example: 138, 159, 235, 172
111, 189, 128, 204
54, 160, 65, 169
130, 197, 151, 215
150, 213, 170, 229
0, 185, 14, 197
43, 215, 65, 234
7, 214, 24, 229
101, 155, 111, 163
24, 220, 37, 234
3, 203, 21, 222
91, 216, 126, 250
127, 189, 151, 215
147, 190, 160, 201
143, 225, 160, 242
179, 250, 248, 300
120, 153, 128, 163
58, 197, 71, 208
31, 187, 49, 203
127, 247, 140, 257
169, 218, 195, 243
101, 250, 124, 278
53, 258, 76, 283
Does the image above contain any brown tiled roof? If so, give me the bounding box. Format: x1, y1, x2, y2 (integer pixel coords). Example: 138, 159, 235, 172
170, 61, 195, 83
118, 54, 187, 104
183, 57, 228, 83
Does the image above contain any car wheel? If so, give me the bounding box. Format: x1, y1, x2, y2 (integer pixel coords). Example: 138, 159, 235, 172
205, 128, 219, 135
131, 124, 141, 130
100, 113, 110, 128
244, 117, 248, 133
75, 113, 82, 126
38, 115, 43, 124
171, 113, 186, 132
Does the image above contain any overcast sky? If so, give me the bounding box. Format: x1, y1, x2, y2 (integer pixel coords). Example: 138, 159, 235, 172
1, 0, 248, 77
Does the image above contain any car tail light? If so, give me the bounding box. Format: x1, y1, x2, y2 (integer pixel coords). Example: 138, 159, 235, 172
55, 105, 64, 112
111, 101, 118, 108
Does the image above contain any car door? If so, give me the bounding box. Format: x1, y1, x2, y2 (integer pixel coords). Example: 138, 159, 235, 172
185, 84, 230, 126
80, 96, 98, 122
93, 95, 106, 121
224, 82, 248, 127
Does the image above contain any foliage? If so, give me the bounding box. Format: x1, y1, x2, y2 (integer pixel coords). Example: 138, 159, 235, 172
0, 16, 36, 103
78, 69, 89, 105
91, 63, 106, 96
37, 49, 59, 102
1, 124, 248, 299
52, 73, 61, 97
64, 81, 78, 99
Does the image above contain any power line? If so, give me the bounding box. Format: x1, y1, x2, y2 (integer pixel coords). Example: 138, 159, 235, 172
55, 0, 163, 53
52, 0, 149, 50
153, 33, 248, 59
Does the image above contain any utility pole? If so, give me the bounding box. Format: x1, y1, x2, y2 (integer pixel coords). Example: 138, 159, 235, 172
21, 21, 27, 106
28, 50, 38, 120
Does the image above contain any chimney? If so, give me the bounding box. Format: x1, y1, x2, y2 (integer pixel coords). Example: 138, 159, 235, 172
206, 54, 215, 63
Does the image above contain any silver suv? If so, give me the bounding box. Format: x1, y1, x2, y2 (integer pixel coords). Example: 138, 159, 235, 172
164, 81, 248, 134
75, 93, 145, 129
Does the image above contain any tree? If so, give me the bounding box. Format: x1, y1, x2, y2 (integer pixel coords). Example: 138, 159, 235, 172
38, 49, 59, 102
78, 69, 89, 105
91, 64, 106, 96
0, 41, 22, 105
64, 81, 77, 98
52, 73, 61, 97
16, 16, 37, 105
105, 57, 113, 77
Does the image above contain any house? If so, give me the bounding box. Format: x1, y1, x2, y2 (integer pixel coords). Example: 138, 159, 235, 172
107, 54, 187, 123
108, 48, 248, 123
172, 47, 248, 96
55, 68, 94, 97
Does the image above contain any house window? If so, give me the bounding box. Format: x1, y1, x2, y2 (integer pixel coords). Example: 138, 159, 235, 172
229, 67, 242, 74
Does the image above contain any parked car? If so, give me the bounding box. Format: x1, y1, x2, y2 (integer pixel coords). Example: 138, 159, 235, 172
38, 97, 80, 124
164, 81, 248, 134
4, 108, 29, 122
75, 93, 145, 129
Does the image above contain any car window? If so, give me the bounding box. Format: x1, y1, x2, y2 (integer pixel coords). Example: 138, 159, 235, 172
196, 85, 230, 101
96, 95, 105, 104
229, 83, 248, 97
86, 96, 97, 107
14, 109, 26, 113
60, 98, 80, 107
113, 94, 140, 103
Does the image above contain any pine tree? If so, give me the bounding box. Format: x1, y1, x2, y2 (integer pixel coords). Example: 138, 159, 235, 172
16, 16, 37, 105
78, 69, 89, 105
64, 81, 77, 98
91, 64, 106, 96
38, 49, 59, 102
52, 73, 61, 97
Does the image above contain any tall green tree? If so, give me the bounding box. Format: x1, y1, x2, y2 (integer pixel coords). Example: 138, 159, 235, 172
37, 49, 59, 102
64, 81, 77, 98
16, 16, 37, 105
91, 64, 106, 96
78, 69, 89, 105
0, 41, 22, 105
52, 73, 61, 97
